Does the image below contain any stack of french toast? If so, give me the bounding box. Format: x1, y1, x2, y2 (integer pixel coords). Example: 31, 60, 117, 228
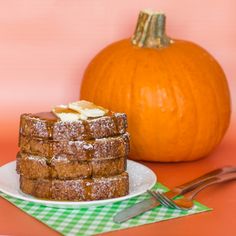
16, 101, 130, 201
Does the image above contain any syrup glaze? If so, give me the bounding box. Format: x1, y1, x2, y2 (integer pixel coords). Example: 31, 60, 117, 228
33, 112, 58, 122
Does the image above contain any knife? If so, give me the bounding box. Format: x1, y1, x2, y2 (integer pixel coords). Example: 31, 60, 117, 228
113, 166, 236, 223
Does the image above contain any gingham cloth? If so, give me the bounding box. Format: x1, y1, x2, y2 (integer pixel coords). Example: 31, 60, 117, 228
0, 183, 211, 236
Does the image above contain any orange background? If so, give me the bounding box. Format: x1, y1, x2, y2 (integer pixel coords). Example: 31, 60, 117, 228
0, 1, 236, 236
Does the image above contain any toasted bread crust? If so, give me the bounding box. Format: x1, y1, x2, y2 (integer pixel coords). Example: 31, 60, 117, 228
20, 172, 129, 201
20, 112, 127, 141
17, 152, 127, 179
17, 108, 130, 201
19, 133, 130, 160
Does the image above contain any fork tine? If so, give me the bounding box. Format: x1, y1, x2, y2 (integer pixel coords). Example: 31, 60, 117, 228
147, 190, 157, 199
154, 191, 176, 208
147, 190, 168, 207
155, 191, 182, 210
148, 190, 173, 208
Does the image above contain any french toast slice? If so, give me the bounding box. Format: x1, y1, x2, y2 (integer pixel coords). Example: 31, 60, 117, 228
19, 133, 129, 159
19, 112, 127, 141
20, 172, 129, 201
16, 152, 127, 179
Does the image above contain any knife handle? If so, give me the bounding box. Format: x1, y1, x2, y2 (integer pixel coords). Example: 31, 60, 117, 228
183, 172, 236, 200
175, 166, 236, 195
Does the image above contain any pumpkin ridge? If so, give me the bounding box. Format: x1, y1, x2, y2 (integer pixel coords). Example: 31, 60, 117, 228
95, 60, 115, 106
180, 45, 222, 159
189, 46, 224, 156
220, 71, 231, 135
176, 50, 199, 160
198, 51, 221, 153
82, 46, 113, 100
183, 47, 216, 157
206, 56, 230, 146
105, 42, 135, 112
210, 80, 221, 151
128, 61, 140, 158
159, 52, 181, 161
171, 52, 198, 160
92, 49, 118, 104
219, 74, 231, 139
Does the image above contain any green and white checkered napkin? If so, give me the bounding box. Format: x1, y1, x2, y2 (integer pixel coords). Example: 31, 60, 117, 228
0, 183, 211, 236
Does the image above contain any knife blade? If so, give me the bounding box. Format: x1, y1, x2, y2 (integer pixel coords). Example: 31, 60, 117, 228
113, 166, 236, 223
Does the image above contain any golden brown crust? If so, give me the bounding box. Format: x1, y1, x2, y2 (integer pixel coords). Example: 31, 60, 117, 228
19, 133, 130, 160
16, 152, 127, 179
17, 108, 130, 201
20, 172, 129, 201
19, 112, 127, 141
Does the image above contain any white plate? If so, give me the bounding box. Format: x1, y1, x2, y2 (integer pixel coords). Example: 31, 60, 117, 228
0, 160, 156, 208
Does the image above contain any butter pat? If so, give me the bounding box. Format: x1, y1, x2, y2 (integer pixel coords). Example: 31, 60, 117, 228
52, 100, 108, 121
53, 112, 81, 122
69, 100, 108, 118
82, 108, 106, 117
52, 106, 86, 121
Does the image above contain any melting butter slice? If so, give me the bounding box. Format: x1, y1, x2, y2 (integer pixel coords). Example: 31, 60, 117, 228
68, 100, 108, 118
52, 106, 87, 121
52, 101, 108, 121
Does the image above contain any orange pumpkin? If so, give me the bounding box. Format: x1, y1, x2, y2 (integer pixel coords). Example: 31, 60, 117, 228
80, 10, 231, 162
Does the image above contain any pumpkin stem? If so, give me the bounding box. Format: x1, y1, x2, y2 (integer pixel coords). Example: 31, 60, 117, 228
132, 10, 173, 48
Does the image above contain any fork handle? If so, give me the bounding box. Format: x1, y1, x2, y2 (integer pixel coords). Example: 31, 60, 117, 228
183, 172, 236, 199
175, 166, 236, 194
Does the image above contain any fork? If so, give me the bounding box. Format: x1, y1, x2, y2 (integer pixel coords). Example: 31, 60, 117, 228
148, 172, 236, 210
148, 190, 178, 209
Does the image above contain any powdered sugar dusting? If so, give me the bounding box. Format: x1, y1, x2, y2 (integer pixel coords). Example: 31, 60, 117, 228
20, 112, 127, 141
